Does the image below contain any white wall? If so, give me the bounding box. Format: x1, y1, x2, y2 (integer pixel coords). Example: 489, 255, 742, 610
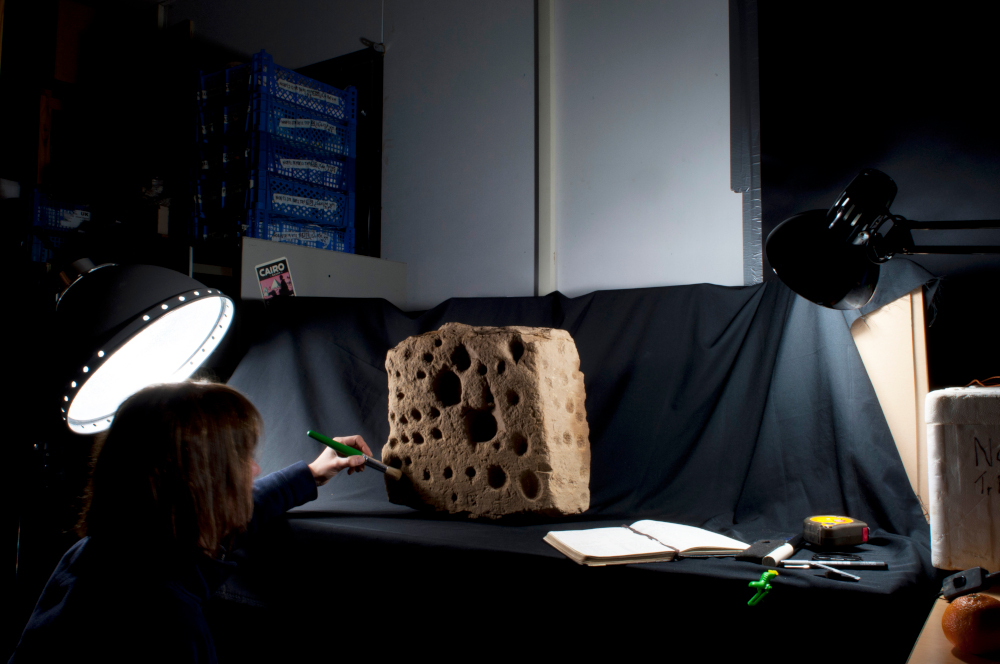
171, 0, 743, 309
171, 0, 536, 312
168, 0, 382, 69
380, 0, 536, 310
551, 0, 743, 297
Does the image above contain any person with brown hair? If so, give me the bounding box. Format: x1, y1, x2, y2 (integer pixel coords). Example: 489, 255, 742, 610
8, 381, 371, 663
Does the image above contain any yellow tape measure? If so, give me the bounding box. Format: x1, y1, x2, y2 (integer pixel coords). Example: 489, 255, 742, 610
803, 515, 869, 547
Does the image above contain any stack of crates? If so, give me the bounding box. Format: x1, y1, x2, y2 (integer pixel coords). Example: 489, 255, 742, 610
195, 50, 357, 253
30, 190, 91, 263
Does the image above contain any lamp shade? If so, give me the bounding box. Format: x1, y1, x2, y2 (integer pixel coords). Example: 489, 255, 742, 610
768, 168, 1000, 309
56, 264, 235, 433
765, 210, 881, 309
766, 169, 898, 309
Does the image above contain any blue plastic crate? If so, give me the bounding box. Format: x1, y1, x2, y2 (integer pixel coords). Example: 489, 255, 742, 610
30, 229, 67, 263
249, 94, 356, 157
199, 64, 251, 104
248, 134, 354, 191
195, 51, 359, 245
198, 100, 252, 147
196, 101, 253, 176
33, 191, 90, 230
247, 210, 354, 253
190, 200, 245, 241
194, 171, 250, 215
249, 51, 357, 122
196, 134, 252, 179
248, 173, 354, 228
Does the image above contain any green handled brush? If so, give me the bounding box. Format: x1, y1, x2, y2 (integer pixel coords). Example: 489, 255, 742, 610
307, 430, 402, 480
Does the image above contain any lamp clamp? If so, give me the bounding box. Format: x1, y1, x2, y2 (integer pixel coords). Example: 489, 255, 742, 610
864, 213, 911, 263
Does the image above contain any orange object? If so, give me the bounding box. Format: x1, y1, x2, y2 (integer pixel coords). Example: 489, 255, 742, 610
941, 593, 1000, 656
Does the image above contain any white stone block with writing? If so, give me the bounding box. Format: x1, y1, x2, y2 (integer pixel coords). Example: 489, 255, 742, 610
926, 386, 1000, 570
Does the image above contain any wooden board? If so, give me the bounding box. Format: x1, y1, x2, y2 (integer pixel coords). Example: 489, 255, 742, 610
851, 287, 930, 519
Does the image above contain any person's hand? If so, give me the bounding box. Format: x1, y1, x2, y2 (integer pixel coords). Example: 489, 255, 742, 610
308, 435, 373, 486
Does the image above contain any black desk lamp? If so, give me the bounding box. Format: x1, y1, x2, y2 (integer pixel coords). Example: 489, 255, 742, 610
765, 168, 1000, 309
55, 260, 235, 434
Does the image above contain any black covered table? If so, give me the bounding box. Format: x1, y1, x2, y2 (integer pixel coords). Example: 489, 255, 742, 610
212, 259, 941, 662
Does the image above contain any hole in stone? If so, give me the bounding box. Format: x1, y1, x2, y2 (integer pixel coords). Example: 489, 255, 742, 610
450, 345, 471, 372
390, 412, 395, 421
487, 465, 507, 489
429, 407, 441, 418
423, 352, 433, 363
497, 360, 506, 375
477, 363, 487, 375
431, 428, 442, 439
423, 469, 431, 480
416, 370, 426, 379
492, 442, 501, 450
395, 370, 400, 378
509, 433, 528, 456
510, 338, 524, 363
410, 408, 422, 421
433, 370, 462, 407
576, 411, 584, 422
519, 470, 540, 500
389, 457, 403, 469
399, 415, 408, 425
404, 349, 412, 360
566, 400, 574, 413
563, 432, 572, 445
401, 433, 410, 443
537, 461, 552, 472
412, 432, 424, 445
451, 493, 457, 501
507, 391, 520, 406
465, 467, 476, 479
404, 457, 412, 466
443, 467, 453, 479
466, 410, 498, 444
434, 339, 442, 347
389, 438, 398, 449
396, 392, 404, 400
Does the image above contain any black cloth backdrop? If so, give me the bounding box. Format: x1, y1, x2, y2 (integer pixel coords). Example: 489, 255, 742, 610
214, 258, 940, 661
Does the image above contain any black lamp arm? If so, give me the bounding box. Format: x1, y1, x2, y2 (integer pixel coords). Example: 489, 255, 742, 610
906, 219, 1000, 230
878, 216, 1000, 256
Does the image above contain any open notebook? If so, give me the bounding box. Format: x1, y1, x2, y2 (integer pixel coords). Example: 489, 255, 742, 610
544, 520, 749, 566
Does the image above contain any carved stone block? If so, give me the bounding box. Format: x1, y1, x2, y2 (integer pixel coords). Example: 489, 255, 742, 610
383, 323, 590, 518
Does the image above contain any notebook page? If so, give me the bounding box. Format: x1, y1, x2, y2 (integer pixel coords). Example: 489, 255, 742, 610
550, 526, 672, 558
630, 520, 748, 552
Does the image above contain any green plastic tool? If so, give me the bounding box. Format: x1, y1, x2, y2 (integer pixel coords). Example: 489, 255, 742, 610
747, 570, 778, 606
306, 430, 401, 480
